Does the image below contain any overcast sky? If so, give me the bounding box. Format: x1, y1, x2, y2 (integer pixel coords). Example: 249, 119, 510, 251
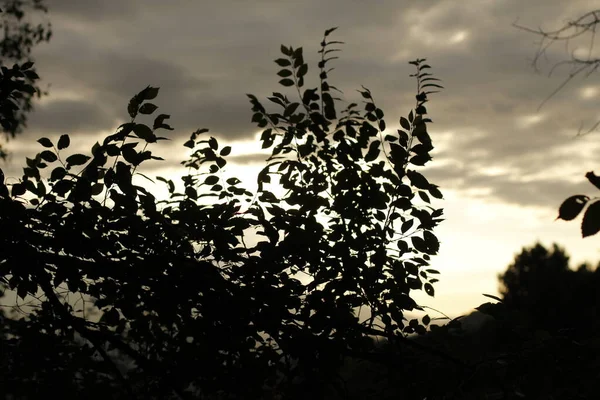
3, 0, 600, 316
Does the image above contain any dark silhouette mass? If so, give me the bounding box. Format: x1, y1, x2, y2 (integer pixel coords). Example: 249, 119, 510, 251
1, 27, 445, 399
0, 0, 51, 159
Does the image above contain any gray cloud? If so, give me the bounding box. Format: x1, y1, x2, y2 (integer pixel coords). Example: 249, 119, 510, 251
48, 0, 138, 21
2, 0, 598, 211
27, 99, 113, 135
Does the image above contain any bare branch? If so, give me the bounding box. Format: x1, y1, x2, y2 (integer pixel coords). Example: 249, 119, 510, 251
515, 9, 600, 132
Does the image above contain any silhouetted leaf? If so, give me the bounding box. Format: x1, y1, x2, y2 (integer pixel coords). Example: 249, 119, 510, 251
209, 137, 218, 150
581, 200, 600, 237
297, 64, 308, 77
401, 219, 414, 233
140, 86, 159, 100
586, 171, 600, 190
185, 186, 197, 200
57, 134, 70, 150
65, 154, 90, 167
407, 170, 429, 189
128, 96, 141, 118
279, 78, 294, 87
423, 231, 439, 253
482, 293, 502, 302
280, 44, 292, 56
324, 27, 338, 36
91, 183, 103, 196
139, 103, 158, 114
424, 283, 434, 296
205, 175, 219, 185
37, 137, 52, 148
11, 182, 25, 196
557, 195, 589, 221
364, 140, 380, 162
275, 58, 291, 67
133, 124, 157, 143
39, 150, 57, 162
153, 113, 173, 130
429, 185, 443, 199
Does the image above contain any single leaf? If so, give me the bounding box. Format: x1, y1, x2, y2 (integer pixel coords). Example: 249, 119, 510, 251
482, 293, 503, 302
411, 236, 428, 253
557, 195, 589, 221
400, 117, 410, 131
297, 64, 308, 77
401, 219, 414, 234
140, 86, 160, 100
133, 124, 157, 143
423, 230, 440, 254
205, 175, 219, 185
277, 69, 293, 77
424, 283, 435, 297
586, 171, 600, 190
407, 170, 429, 190
57, 134, 70, 150
153, 113, 173, 130
581, 200, 600, 237
209, 137, 218, 150
50, 167, 66, 182
39, 150, 57, 163
139, 103, 158, 114
66, 154, 91, 167
422, 315, 431, 325
37, 137, 53, 148
280, 45, 291, 56
11, 183, 26, 196
324, 27, 338, 37
284, 102, 299, 115
185, 186, 198, 200
275, 58, 291, 67
128, 96, 141, 118
220, 146, 232, 156
91, 183, 104, 196
279, 78, 295, 87
364, 140, 380, 162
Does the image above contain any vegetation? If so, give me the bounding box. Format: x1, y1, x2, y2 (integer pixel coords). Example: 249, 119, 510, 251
0, 28, 446, 399
334, 243, 600, 399
0, 0, 51, 159
516, 8, 600, 238
1, 6, 598, 398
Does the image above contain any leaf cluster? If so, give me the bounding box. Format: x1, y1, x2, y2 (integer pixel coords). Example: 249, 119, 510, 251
556, 171, 600, 237
0, 29, 445, 398
0, 0, 52, 158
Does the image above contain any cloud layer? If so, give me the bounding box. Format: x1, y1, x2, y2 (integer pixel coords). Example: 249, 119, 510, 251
3, 0, 594, 210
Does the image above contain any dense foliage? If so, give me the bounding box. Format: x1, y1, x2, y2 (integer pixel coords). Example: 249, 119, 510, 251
335, 243, 600, 399
0, 29, 445, 399
0, 0, 51, 159
499, 242, 600, 335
